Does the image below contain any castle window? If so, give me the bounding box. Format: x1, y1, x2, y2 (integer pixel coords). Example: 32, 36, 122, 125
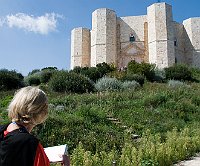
130, 34, 135, 42
174, 38, 177, 46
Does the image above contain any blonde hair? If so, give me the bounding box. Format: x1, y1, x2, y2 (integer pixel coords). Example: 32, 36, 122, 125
8, 86, 48, 125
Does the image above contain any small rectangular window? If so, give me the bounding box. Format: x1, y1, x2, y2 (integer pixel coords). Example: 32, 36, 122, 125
130, 36, 135, 42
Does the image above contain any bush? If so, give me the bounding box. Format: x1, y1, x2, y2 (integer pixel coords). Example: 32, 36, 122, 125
96, 62, 115, 77
24, 73, 41, 86
95, 77, 122, 92
48, 71, 94, 93
40, 70, 55, 84
122, 81, 140, 91
127, 60, 155, 81
154, 68, 166, 83
80, 67, 101, 82
0, 69, 24, 90
164, 64, 192, 81
107, 70, 127, 80
121, 74, 145, 86
168, 80, 189, 89
71, 63, 115, 82
28, 69, 40, 76
71, 66, 82, 74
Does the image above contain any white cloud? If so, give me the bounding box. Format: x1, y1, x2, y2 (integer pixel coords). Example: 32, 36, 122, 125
6, 13, 63, 35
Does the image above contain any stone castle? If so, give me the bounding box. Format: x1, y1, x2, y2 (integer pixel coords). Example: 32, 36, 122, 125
71, 2, 200, 69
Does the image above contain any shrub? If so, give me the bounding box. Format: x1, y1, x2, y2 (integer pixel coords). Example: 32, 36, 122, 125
24, 73, 41, 86
48, 71, 94, 93
191, 67, 200, 82
0, 95, 13, 108
71, 63, 115, 82
121, 74, 145, 86
164, 64, 192, 81
143, 93, 168, 108
40, 70, 55, 84
122, 81, 140, 91
0, 69, 24, 90
140, 62, 155, 81
71, 66, 82, 74
154, 68, 166, 83
95, 77, 122, 92
127, 60, 155, 81
80, 67, 101, 82
28, 69, 40, 76
168, 80, 189, 89
96, 62, 115, 77
107, 70, 127, 80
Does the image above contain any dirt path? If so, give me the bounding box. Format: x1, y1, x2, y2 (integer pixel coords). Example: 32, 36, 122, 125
174, 154, 200, 166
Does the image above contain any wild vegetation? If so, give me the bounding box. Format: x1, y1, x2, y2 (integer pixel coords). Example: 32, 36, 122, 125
1, 62, 200, 165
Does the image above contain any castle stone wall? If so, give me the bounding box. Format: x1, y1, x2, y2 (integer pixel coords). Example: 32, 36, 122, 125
173, 22, 186, 63
71, 28, 91, 69
147, 2, 175, 68
91, 8, 117, 66
118, 15, 147, 43
183, 18, 200, 67
117, 16, 147, 67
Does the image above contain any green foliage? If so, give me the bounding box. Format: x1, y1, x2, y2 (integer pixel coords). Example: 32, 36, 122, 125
48, 71, 94, 93
122, 81, 140, 91
153, 68, 166, 83
71, 66, 82, 74
40, 70, 55, 84
41, 66, 58, 71
168, 80, 189, 89
0, 95, 13, 108
96, 62, 115, 77
68, 127, 200, 166
94, 77, 122, 92
143, 93, 168, 109
191, 67, 200, 81
0, 69, 24, 90
28, 69, 40, 76
80, 67, 101, 82
127, 60, 155, 81
164, 64, 192, 81
107, 70, 127, 80
121, 74, 145, 86
3, 82, 200, 165
71, 63, 115, 82
24, 73, 41, 86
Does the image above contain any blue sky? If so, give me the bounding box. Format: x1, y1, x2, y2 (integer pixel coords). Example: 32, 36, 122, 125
0, 0, 199, 76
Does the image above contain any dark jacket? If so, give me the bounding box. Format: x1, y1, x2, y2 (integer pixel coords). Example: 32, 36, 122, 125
0, 124, 39, 166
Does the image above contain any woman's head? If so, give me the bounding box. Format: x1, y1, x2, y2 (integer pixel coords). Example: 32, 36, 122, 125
8, 86, 48, 126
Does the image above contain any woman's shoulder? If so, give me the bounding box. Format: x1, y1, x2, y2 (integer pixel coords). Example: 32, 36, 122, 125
10, 129, 39, 144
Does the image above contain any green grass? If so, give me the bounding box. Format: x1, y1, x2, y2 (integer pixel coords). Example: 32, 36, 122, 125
2, 83, 200, 165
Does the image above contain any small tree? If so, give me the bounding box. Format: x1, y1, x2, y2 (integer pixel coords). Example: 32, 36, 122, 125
127, 60, 155, 81
164, 64, 192, 81
96, 62, 115, 77
0, 69, 24, 90
48, 71, 94, 93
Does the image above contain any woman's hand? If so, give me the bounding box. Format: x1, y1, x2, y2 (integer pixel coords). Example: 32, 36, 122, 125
61, 155, 70, 166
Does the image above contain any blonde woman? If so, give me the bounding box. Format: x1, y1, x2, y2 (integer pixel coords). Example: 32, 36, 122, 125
0, 86, 69, 166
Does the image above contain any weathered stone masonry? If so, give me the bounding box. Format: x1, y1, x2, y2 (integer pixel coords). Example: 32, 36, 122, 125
71, 2, 200, 69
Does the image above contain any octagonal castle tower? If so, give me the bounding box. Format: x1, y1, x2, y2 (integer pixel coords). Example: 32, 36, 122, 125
147, 3, 175, 68
183, 18, 200, 67
71, 2, 200, 69
71, 28, 90, 68
91, 8, 117, 67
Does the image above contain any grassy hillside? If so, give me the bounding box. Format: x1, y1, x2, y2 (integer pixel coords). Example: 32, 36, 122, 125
1, 82, 200, 165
